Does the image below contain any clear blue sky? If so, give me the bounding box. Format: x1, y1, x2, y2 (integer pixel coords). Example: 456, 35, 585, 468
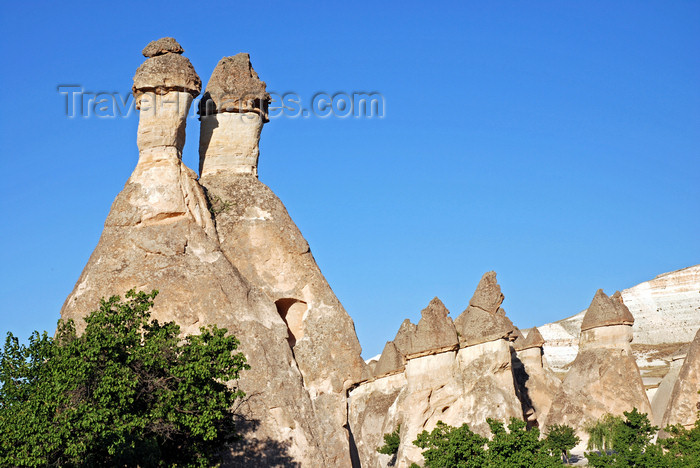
0, 1, 698, 359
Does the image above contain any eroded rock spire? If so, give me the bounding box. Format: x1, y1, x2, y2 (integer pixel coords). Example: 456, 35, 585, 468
199, 54, 271, 177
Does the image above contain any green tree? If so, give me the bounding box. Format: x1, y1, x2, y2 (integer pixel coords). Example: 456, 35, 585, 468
412, 418, 563, 468
377, 424, 401, 456
486, 418, 562, 468
0, 290, 249, 468
585, 413, 625, 453
659, 419, 700, 468
586, 408, 667, 468
413, 420, 489, 468
545, 424, 581, 465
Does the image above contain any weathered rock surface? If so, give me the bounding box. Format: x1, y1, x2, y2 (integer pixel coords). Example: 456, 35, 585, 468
349, 276, 523, 468
660, 328, 700, 431
537, 265, 700, 391
454, 304, 516, 347
142, 37, 184, 57
373, 341, 404, 377
651, 347, 687, 426
581, 290, 634, 331
454, 272, 516, 347
132, 41, 201, 106
198, 51, 368, 467
61, 39, 363, 467
516, 326, 546, 351
199, 54, 269, 177
513, 327, 561, 427
411, 297, 459, 356
544, 290, 651, 444
200, 53, 270, 119
348, 373, 407, 468
469, 271, 505, 314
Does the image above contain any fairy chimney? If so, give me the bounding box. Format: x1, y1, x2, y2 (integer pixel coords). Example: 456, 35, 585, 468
579, 290, 635, 350
453, 272, 516, 347
199, 54, 270, 177
544, 289, 650, 443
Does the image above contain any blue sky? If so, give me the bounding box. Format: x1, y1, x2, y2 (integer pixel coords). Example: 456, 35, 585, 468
0, 1, 698, 358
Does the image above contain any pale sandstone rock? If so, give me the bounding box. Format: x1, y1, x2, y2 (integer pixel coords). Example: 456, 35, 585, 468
349, 280, 523, 468
512, 327, 561, 427
390, 340, 523, 467
652, 349, 686, 426
660, 328, 700, 431
61, 40, 345, 467
198, 52, 368, 466
348, 373, 407, 468
199, 112, 263, 177
544, 290, 651, 444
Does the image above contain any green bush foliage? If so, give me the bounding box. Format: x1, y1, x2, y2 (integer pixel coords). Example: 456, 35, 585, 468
585, 413, 625, 452
0, 290, 249, 468
585, 407, 700, 468
411, 418, 564, 467
544, 424, 581, 464
377, 424, 402, 455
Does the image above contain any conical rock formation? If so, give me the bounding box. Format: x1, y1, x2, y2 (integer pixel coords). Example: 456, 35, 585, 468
544, 290, 651, 444
349, 276, 523, 468
198, 53, 368, 466
660, 328, 700, 432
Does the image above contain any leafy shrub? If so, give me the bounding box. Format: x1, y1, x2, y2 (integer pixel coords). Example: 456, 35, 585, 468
378, 424, 402, 456
0, 290, 249, 468
544, 424, 581, 464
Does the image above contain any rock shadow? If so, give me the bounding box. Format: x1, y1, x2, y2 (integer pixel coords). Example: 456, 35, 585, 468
222, 417, 300, 468
510, 350, 536, 427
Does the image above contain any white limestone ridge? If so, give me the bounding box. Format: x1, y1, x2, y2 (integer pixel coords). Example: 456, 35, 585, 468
536, 264, 700, 398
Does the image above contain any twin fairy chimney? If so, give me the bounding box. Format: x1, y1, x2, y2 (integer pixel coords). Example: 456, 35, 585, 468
60, 38, 367, 467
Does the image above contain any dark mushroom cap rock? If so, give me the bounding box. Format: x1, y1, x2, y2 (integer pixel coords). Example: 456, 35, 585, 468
373, 341, 404, 377
469, 271, 505, 314
580, 289, 635, 332
516, 327, 545, 351
412, 297, 459, 354
392, 319, 417, 356
132, 47, 201, 101
453, 305, 516, 347
201, 53, 271, 121
142, 37, 184, 57
511, 327, 525, 345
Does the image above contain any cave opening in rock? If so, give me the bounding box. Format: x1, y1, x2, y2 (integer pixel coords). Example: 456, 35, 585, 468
275, 298, 307, 348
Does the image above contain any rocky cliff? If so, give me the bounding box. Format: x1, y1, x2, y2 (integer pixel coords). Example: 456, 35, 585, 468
61, 38, 365, 467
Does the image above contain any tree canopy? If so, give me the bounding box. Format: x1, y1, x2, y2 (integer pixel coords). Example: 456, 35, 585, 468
0, 290, 249, 467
